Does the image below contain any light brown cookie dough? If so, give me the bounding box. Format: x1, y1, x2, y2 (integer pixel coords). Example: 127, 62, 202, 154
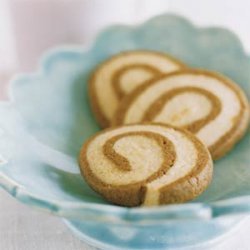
89, 50, 185, 128
79, 123, 213, 207
112, 69, 250, 160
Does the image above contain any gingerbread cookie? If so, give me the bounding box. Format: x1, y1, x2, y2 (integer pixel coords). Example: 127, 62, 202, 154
113, 69, 250, 159
79, 123, 213, 207
89, 50, 185, 128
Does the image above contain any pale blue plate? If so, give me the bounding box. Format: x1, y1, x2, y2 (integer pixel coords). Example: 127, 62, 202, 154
0, 14, 250, 250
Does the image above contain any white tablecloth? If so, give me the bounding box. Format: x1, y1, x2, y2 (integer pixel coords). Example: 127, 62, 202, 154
0, 190, 94, 250
1, 1, 250, 249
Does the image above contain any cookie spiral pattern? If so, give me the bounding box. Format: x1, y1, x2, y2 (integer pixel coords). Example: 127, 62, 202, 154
89, 50, 185, 128
79, 124, 213, 207
113, 70, 250, 159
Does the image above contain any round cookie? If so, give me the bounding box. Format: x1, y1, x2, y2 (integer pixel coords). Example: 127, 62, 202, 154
89, 50, 185, 128
112, 69, 250, 160
79, 123, 213, 207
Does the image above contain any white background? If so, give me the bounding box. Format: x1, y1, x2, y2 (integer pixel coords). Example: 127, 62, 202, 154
1, 1, 250, 249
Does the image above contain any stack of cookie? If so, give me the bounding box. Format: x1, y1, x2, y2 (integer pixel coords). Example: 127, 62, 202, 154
79, 50, 250, 207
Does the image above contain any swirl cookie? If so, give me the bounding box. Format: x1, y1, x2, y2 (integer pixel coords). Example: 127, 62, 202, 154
79, 124, 213, 207
113, 70, 250, 159
89, 50, 185, 128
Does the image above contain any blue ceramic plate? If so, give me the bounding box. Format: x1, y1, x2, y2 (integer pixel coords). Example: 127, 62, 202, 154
0, 14, 250, 249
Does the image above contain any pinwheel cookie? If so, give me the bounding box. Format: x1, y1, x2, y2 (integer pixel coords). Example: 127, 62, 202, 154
89, 50, 185, 128
113, 70, 250, 160
79, 124, 213, 207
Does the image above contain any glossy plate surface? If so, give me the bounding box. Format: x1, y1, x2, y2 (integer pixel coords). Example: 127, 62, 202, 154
0, 14, 250, 249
